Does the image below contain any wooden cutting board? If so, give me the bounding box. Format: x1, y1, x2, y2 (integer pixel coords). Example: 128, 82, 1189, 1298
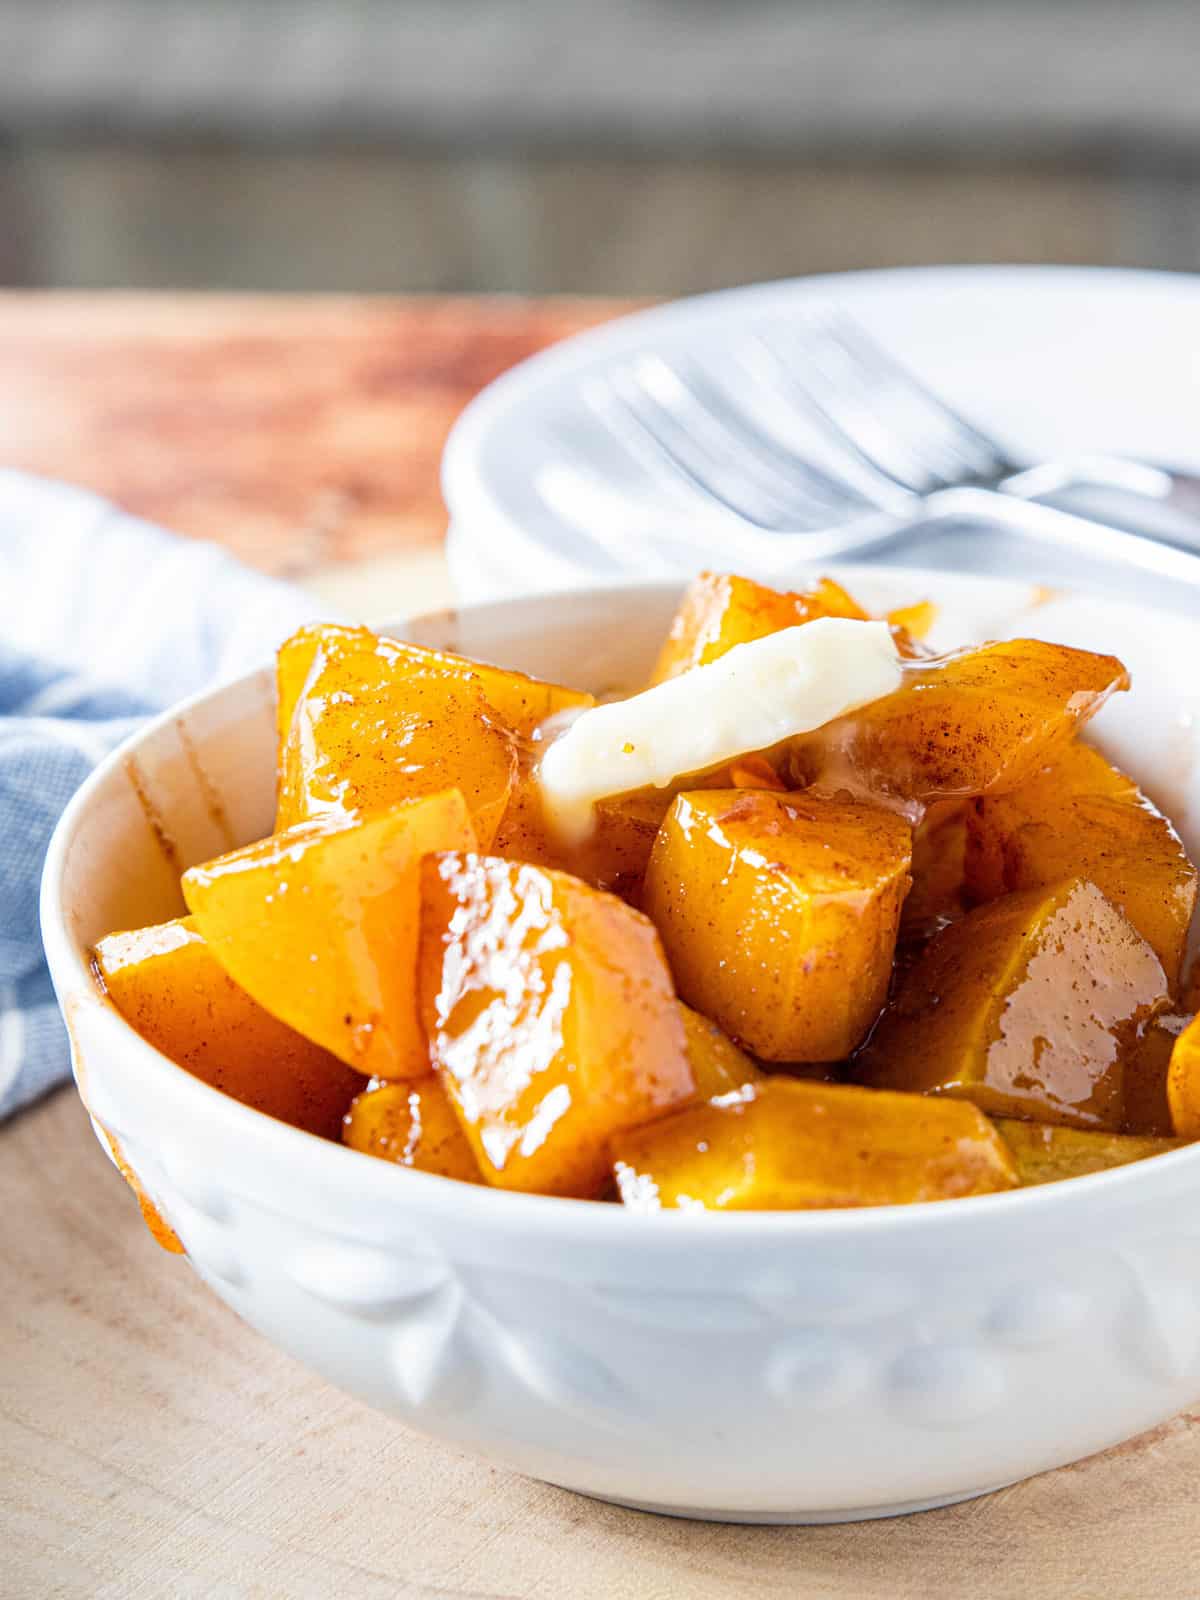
3, 294, 1199, 1598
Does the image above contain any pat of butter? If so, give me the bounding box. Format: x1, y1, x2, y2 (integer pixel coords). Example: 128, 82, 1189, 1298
537, 616, 902, 840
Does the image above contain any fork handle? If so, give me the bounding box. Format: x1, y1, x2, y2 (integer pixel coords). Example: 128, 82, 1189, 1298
924, 485, 1200, 587
1000, 456, 1200, 528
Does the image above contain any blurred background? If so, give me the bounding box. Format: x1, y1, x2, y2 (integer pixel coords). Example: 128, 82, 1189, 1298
1, 0, 1198, 296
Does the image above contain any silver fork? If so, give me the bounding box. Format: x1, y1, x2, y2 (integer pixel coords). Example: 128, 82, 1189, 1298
584, 309, 1200, 584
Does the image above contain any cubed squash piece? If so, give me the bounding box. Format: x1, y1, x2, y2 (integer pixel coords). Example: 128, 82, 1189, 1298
789, 638, 1129, 807
278, 621, 592, 743
566, 768, 786, 896
584, 789, 674, 890
679, 1003, 763, 1100
419, 852, 694, 1197
277, 623, 543, 843
994, 1119, 1184, 1186
651, 570, 938, 684
726, 754, 789, 792
183, 791, 477, 1079
489, 762, 566, 870
496, 768, 770, 892
856, 879, 1167, 1130
886, 600, 938, 645
496, 779, 744, 897
393, 634, 593, 735
343, 1077, 482, 1182
612, 1078, 1017, 1210
902, 800, 968, 935
276, 621, 362, 771
528, 787, 674, 896
94, 917, 360, 1139
489, 778, 663, 884
965, 741, 1197, 989
493, 744, 690, 880
642, 790, 913, 1061
650, 571, 868, 682
1168, 1013, 1200, 1138
1122, 1011, 1188, 1136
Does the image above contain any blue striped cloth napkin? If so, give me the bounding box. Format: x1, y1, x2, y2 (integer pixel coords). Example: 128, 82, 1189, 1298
0, 470, 323, 1119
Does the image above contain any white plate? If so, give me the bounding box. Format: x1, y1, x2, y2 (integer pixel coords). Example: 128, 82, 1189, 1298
442, 265, 1200, 612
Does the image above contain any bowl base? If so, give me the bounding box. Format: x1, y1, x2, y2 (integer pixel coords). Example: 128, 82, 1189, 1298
571, 1482, 1013, 1525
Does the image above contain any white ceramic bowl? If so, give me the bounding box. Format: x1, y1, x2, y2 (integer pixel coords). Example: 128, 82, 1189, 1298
41, 569, 1200, 1524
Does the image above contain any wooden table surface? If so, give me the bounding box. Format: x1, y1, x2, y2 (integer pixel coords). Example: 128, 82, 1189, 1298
4, 294, 1200, 1599
0, 292, 636, 618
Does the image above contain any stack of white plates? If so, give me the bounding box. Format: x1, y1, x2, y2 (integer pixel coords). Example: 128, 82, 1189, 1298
442, 266, 1200, 613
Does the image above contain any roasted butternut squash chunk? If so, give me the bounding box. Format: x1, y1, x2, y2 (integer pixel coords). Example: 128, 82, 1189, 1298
497, 774, 765, 896
276, 621, 361, 771
856, 879, 1167, 1129
679, 1003, 763, 1100
1122, 1010, 1188, 1136
650, 571, 868, 683
278, 631, 512, 841
903, 800, 968, 935
566, 768, 789, 895
411, 637, 593, 734
642, 790, 912, 1061
788, 638, 1129, 809
488, 762, 567, 870
419, 852, 693, 1197
582, 789, 674, 890
726, 754, 789, 791
95, 917, 360, 1138
278, 621, 592, 745
276, 624, 587, 844
994, 1118, 1183, 1186
487, 782, 670, 889
184, 791, 476, 1079
965, 741, 1196, 988
1167, 1013, 1200, 1138
343, 1077, 482, 1182
886, 599, 938, 644
612, 1078, 1017, 1210
649, 571, 936, 684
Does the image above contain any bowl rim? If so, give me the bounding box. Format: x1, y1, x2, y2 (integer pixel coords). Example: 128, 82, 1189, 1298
39, 571, 1200, 1242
